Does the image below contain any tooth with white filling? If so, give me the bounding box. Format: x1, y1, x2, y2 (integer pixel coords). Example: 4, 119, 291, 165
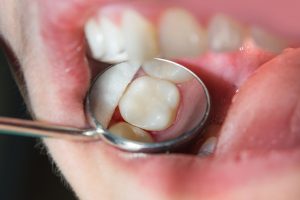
90, 62, 140, 128
109, 122, 153, 142
159, 8, 207, 58
122, 9, 159, 62
208, 14, 246, 52
84, 18, 105, 60
142, 59, 193, 83
250, 26, 288, 53
119, 76, 180, 131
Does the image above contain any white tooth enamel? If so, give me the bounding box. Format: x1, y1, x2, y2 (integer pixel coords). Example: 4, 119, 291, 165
100, 17, 128, 62
90, 62, 140, 128
208, 14, 246, 52
109, 122, 153, 142
142, 59, 193, 83
250, 26, 288, 53
119, 76, 180, 131
84, 18, 105, 59
198, 137, 217, 157
122, 10, 159, 62
159, 8, 207, 58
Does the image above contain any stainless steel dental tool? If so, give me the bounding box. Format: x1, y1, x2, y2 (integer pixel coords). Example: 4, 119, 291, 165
0, 58, 210, 153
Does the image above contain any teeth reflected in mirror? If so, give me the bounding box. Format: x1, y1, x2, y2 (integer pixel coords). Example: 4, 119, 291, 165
88, 59, 209, 144
109, 122, 154, 143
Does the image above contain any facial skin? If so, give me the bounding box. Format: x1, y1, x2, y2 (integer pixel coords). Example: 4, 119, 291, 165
1, 0, 300, 200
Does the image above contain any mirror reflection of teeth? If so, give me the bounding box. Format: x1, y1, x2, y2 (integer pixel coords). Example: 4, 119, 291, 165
84, 7, 289, 63
119, 76, 180, 131
109, 122, 154, 142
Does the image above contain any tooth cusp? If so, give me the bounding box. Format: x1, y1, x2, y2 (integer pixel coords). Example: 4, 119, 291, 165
119, 76, 180, 131
109, 122, 153, 142
142, 59, 193, 83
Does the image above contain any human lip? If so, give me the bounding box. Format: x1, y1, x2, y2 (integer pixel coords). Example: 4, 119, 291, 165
34, 0, 300, 199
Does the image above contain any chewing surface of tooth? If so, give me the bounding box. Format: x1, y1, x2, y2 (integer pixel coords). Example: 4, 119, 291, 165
142, 59, 193, 83
208, 15, 246, 52
251, 26, 288, 53
119, 76, 180, 131
90, 62, 140, 128
198, 137, 217, 156
122, 10, 159, 62
109, 122, 153, 142
100, 17, 127, 62
159, 8, 207, 58
84, 19, 105, 59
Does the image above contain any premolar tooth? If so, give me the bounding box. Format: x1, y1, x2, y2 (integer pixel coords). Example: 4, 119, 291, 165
84, 18, 105, 60
122, 9, 159, 62
90, 62, 140, 128
159, 8, 207, 58
250, 26, 288, 53
198, 137, 217, 157
109, 122, 153, 142
208, 14, 246, 52
142, 59, 193, 83
101, 17, 127, 62
119, 76, 180, 131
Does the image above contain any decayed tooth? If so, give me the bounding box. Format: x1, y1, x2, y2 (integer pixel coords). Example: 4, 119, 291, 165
250, 26, 288, 53
100, 17, 127, 62
142, 59, 193, 83
84, 18, 105, 60
159, 8, 207, 58
90, 62, 140, 128
119, 76, 180, 131
109, 122, 153, 142
198, 137, 217, 157
122, 9, 159, 62
208, 14, 246, 52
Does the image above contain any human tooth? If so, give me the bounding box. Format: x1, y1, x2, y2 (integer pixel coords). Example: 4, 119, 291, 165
250, 26, 288, 53
84, 18, 105, 60
142, 59, 193, 83
90, 62, 140, 128
208, 14, 246, 52
100, 17, 128, 62
119, 76, 180, 131
159, 8, 207, 58
122, 9, 159, 62
109, 122, 153, 142
198, 137, 217, 157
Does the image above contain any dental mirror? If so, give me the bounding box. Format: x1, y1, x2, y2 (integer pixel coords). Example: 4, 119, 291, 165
86, 58, 211, 152
0, 58, 210, 153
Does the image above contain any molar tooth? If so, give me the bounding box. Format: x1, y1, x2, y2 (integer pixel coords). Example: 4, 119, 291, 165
84, 18, 105, 60
119, 76, 180, 131
250, 26, 288, 53
122, 10, 159, 62
142, 59, 193, 83
208, 14, 246, 52
198, 137, 217, 157
159, 8, 207, 58
109, 122, 153, 142
90, 62, 140, 128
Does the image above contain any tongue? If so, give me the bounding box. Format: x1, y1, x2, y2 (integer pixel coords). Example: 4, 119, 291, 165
216, 48, 300, 155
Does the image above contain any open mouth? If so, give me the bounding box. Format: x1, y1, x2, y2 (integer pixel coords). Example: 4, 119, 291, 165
25, 0, 300, 199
